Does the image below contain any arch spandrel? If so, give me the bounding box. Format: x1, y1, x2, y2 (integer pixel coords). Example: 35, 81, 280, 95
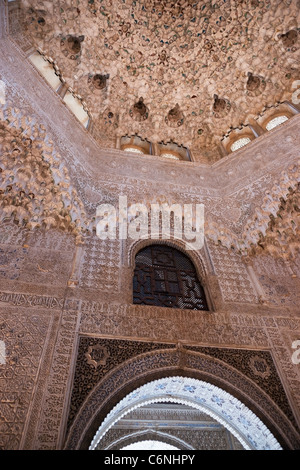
63, 345, 300, 451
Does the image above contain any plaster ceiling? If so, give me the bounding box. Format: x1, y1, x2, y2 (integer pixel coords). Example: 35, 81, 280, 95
19, 0, 300, 160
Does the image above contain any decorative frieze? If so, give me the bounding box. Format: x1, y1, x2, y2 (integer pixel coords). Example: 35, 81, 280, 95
33, 308, 79, 450
0, 291, 64, 309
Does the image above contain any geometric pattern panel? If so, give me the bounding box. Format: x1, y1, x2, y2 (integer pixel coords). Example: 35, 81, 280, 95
0, 310, 52, 450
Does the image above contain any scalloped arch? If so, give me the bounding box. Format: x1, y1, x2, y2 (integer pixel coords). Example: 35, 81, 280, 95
64, 348, 297, 450
89, 376, 282, 451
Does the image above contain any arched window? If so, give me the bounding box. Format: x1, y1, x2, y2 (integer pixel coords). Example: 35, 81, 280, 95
230, 137, 251, 152
133, 244, 208, 310
222, 127, 254, 154
265, 115, 289, 131
120, 135, 151, 154
159, 150, 181, 160
158, 141, 191, 161
122, 145, 146, 154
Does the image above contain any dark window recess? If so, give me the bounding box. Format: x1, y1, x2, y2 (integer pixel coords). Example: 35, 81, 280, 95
133, 244, 208, 310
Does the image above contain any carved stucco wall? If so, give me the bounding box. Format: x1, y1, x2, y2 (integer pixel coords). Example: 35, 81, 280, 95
0, 220, 300, 449
0, 0, 300, 451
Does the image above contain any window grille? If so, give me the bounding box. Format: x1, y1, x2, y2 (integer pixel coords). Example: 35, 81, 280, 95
133, 244, 208, 310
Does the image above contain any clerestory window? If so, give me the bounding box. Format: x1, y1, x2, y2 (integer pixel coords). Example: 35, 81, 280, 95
133, 244, 208, 310
230, 137, 251, 152
265, 115, 289, 131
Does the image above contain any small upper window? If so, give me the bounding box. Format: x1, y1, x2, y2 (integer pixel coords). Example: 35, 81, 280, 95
63, 90, 90, 128
120, 135, 150, 154
158, 141, 190, 161
29, 51, 62, 91
123, 146, 146, 154
160, 151, 180, 160
230, 137, 251, 152
265, 115, 289, 131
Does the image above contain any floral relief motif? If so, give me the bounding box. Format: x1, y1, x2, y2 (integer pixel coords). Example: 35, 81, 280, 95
85, 345, 110, 369
249, 356, 271, 379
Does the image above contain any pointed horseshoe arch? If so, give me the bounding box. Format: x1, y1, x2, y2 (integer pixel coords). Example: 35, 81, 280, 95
63, 348, 299, 450
89, 376, 281, 450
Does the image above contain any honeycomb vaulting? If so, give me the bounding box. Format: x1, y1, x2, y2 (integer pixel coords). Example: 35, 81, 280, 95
20, 0, 300, 159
